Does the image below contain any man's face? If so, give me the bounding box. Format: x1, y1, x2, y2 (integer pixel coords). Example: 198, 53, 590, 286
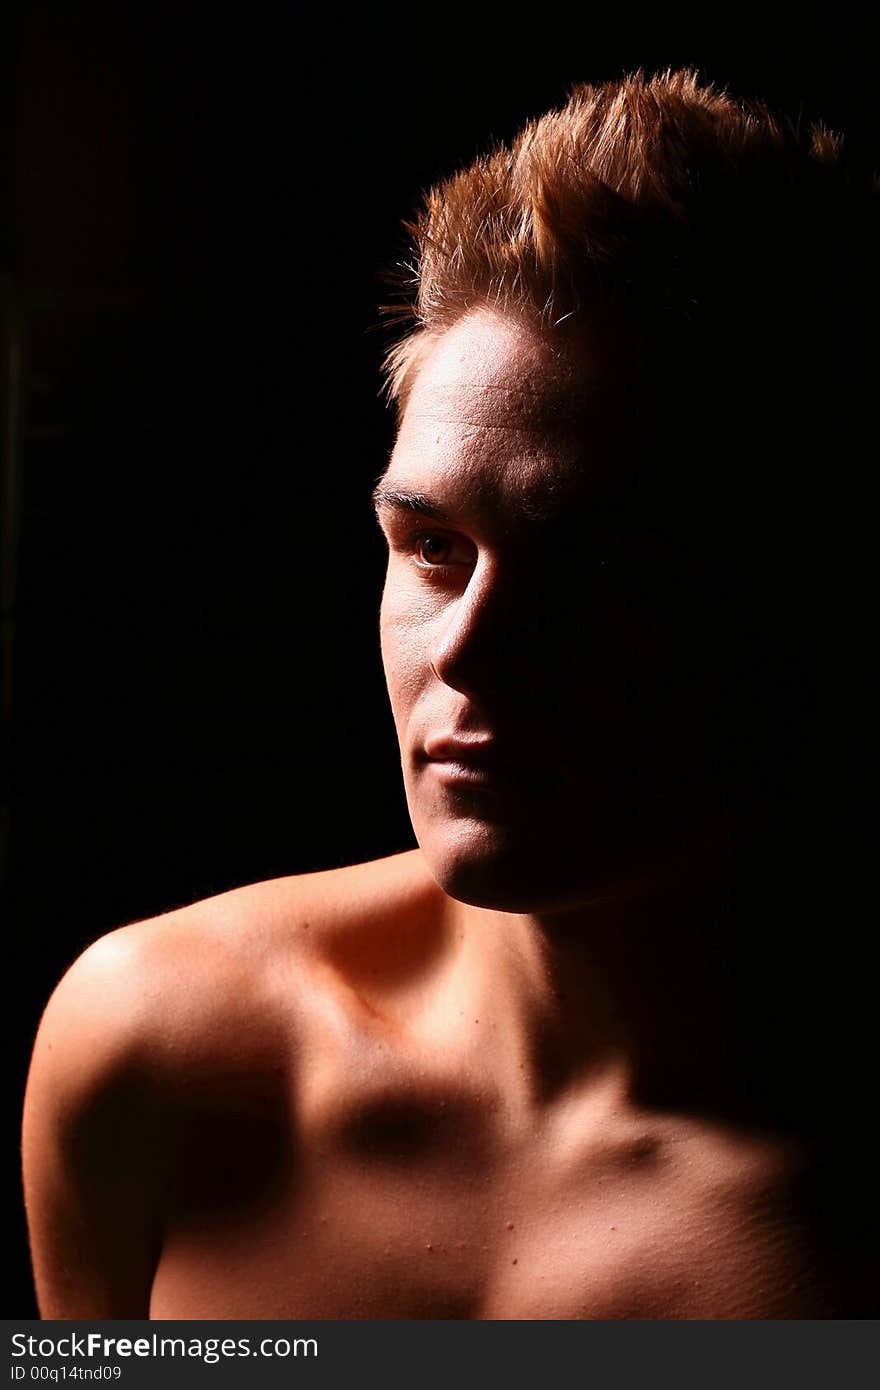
376, 309, 727, 913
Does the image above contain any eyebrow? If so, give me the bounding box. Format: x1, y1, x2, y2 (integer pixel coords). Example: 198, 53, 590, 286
371, 485, 452, 523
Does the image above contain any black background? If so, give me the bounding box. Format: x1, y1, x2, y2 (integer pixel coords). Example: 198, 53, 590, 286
3, 1, 876, 1317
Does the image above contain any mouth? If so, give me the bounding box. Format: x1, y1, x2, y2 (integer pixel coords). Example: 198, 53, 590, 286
418, 736, 528, 804
414, 735, 564, 829
426, 759, 500, 788
422, 734, 503, 769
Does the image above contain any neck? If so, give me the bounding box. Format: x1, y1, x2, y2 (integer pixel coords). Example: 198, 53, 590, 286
456, 825, 813, 1131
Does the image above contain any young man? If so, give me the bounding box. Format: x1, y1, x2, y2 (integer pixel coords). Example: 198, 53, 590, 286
22, 70, 876, 1318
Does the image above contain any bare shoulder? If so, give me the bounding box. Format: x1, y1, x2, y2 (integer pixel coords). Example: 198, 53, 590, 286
21, 848, 442, 1316
23, 849, 447, 1172
27, 847, 443, 1090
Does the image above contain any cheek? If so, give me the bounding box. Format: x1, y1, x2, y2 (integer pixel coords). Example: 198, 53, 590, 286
379, 593, 426, 726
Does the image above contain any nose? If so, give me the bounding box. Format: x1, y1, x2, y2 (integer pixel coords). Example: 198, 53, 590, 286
428, 554, 543, 698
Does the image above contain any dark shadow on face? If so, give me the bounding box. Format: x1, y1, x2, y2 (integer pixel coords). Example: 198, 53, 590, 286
378, 309, 808, 914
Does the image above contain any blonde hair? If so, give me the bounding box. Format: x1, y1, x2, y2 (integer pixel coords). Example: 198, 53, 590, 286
382, 68, 873, 414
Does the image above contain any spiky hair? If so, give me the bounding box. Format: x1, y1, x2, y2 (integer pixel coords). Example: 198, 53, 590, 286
382, 68, 873, 415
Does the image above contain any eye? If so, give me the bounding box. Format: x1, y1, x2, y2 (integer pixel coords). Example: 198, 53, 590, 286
410, 530, 476, 571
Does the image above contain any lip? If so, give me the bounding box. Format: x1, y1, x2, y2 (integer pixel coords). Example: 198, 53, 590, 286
422, 735, 500, 767
420, 734, 544, 814
421, 734, 510, 792
427, 759, 500, 789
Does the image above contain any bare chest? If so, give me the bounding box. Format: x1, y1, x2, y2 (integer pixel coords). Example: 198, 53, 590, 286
149, 1054, 857, 1319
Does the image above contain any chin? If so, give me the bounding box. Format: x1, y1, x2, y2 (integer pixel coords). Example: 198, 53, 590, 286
412, 815, 617, 915
408, 781, 713, 915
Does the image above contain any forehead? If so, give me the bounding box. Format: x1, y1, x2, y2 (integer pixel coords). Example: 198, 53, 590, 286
385, 310, 628, 523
